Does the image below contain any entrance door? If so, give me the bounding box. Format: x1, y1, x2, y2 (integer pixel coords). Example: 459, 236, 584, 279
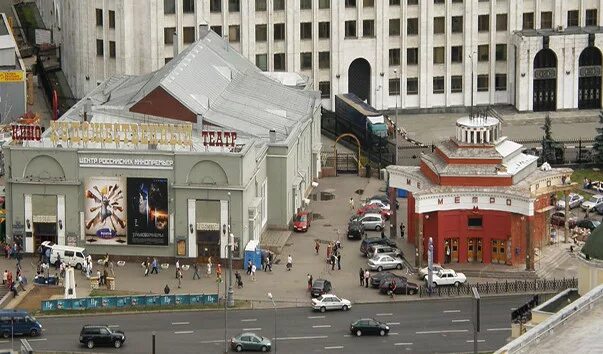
467, 239, 475, 262
33, 223, 57, 251
445, 238, 459, 263
533, 49, 557, 111
492, 240, 507, 264
196, 230, 220, 264
476, 239, 483, 263
348, 58, 371, 104
578, 46, 602, 109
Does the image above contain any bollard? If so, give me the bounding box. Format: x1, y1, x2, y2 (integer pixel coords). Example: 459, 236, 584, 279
152, 331, 156, 354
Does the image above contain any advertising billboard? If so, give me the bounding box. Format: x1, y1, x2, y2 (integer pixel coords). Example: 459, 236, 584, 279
84, 177, 127, 245
127, 178, 169, 245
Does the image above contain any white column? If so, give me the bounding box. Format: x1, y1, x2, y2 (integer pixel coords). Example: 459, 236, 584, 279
24, 194, 33, 252
187, 199, 197, 258
220, 200, 229, 259
57, 195, 65, 245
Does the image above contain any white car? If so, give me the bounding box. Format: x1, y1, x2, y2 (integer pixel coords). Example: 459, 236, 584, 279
365, 199, 391, 211
556, 193, 584, 209
581, 194, 603, 211
418, 264, 445, 280
311, 294, 352, 312
367, 255, 404, 272
429, 269, 467, 287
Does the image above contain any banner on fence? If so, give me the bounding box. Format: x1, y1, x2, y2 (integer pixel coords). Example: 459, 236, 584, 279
40, 293, 219, 311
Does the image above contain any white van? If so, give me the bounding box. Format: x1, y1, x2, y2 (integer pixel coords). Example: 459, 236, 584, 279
42, 241, 89, 269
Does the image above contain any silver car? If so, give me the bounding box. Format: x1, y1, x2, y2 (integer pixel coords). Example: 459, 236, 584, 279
367, 255, 404, 272
355, 213, 385, 231
366, 245, 402, 259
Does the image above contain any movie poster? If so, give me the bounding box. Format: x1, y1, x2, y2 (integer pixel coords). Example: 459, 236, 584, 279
127, 178, 169, 245
84, 177, 128, 245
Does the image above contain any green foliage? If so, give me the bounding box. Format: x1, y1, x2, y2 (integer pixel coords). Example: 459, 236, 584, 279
594, 111, 603, 164
543, 113, 553, 141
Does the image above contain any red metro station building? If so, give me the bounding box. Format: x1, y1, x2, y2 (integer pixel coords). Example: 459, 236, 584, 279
387, 116, 574, 269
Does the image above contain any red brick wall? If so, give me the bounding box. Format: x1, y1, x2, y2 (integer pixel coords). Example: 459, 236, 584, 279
420, 162, 440, 184
407, 193, 416, 244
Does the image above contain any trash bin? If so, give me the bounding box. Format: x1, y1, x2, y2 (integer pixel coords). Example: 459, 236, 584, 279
243, 240, 262, 269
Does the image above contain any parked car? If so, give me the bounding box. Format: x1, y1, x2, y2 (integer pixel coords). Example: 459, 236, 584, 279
581, 194, 603, 211
575, 219, 601, 231
550, 211, 577, 228
429, 269, 467, 287
368, 194, 399, 209
347, 220, 366, 240
596, 202, 603, 215
293, 211, 311, 232
367, 255, 404, 272
556, 193, 584, 209
356, 204, 391, 220
369, 271, 405, 288
230, 332, 271, 352
366, 244, 403, 259
360, 237, 398, 256
349, 318, 390, 337
0, 310, 42, 338
311, 294, 352, 312
378, 278, 419, 295
310, 279, 332, 298
79, 325, 126, 349
364, 199, 391, 211
417, 264, 445, 280
353, 213, 385, 231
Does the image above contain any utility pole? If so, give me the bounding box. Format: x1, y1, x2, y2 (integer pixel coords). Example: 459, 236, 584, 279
389, 69, 399, 239
472, 287, 481, 354
227, 192, 234, 307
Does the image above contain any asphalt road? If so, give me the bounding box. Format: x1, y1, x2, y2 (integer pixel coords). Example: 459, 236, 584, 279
0, 295, 533, 354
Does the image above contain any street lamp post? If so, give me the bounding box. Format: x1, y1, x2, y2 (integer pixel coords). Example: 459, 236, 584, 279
227, 192, 234, 307
267, 292, 276, 354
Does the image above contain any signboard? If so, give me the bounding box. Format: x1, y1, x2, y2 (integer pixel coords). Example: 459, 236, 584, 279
0, 71, 24, 82
201, 130, 237, 147
79, 156, 174, 170
35, 29, 51, 45
11, 124, 43, 142
126, 178, 169, 245
84, 177, 128, 245
49, 121, 193, 147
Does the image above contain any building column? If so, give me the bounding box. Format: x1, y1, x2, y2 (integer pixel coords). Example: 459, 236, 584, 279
564, 190, 570, 243
526, 216, 535, 271
416, 212, 423, 267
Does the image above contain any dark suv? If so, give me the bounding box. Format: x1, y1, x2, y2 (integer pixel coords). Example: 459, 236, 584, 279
311, 279, 332, 298
360, 237, 397, 256
347, 220, 366, 240
80, 325, 126, 349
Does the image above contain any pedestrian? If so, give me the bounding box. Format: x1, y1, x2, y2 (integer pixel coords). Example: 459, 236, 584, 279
337, 253, 342, 270
286, 255, 293, 271
246, 260, 252, 275
336, 240, 341, 250
400, 223, 405, 239
109, 261, 115, 277
37, 244, 43, 262
267, 253, 273, 271
331, 253, 337, 270
17, 275, 26, 291
235, 270, 243, 288
315, 240, 320, 255
216, 263, 222, 279
207, 261, 212, 277
359, 268, 364, 286
177, 269, 182, 288
103, 268, 109, 288
193, 262, 200, 279
307, 274, 313, 291
97, 270, 102, 286
144, 258, 150, 276
175, 259, 180, 279
103, 253, 109, 268
55, 254, 61, 270
251, 264, 256, 281
381, 229, 385, 239
364, 269, 370, 288
2, 270, 6, 285
349, 197, 355, 210
151, 258, 159, 274
164, 284, 170, 294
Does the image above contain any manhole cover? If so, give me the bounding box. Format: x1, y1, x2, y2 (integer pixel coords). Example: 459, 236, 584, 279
355, 189, 364, 195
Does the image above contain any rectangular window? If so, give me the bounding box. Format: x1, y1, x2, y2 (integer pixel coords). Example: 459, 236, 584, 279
496, 14, 507, 31
495, 74, 507, 91
389, 49, 400, 66
452, 0, 463, 3
407, 18, 418, 35
345, 0, 356, 8
210, 0, 221, 12
478, 15, 489, 32
300, 0, 312, 10
229, 0, 240, 12
390, 0, 400, 5
210, 25, 222, 36
451, 46, 463, 63
164, 0, 176, 14
274, 53, 285, 71
434, 0, 444, 4
407, 78, 418, 95
300, 22, 312, 40
319, 22, 330, 39
255, 0, 267, 11
96, 9, 103, 27
363, 20, 374, 37
300, 52, 312, 70
319, 81, 330, 98
229, 25, 240, 42
109, 41, 116, 58
345, 21, 357, 38
451, 16, 463, 33
451, 75, 463, 93
389, 79, 400, 95
433, 47, 445, 64
567, 10, 579, 27
478, 44, 489, 61
183, 0, 194, 13
407, 48, 418, 65
109, 10, 115, 28
319, 51, 330, 69
183, 26, 195, 44
164, 27, 176, 44
523, 12, 534, 30
364, 0, 374, 6
586, 9, 598, 26
408, 0, 418, 5
256, 54, 268, 71
477, 74, 489, 92
468, 217, 483, 228
274, 0, 285, 11
96, 39, 103, 56
433, 76, 445, 94
319, 0, 330, 9
434, 17, 445, 34
274, 23, 285, 41
541, 11, 553, 29
496, 44, 507, 61
389, 19, 400, 36
256, 25, 267, 42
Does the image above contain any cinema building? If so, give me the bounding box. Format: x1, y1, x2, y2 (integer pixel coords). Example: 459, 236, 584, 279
2, 28, 321, 262
387, 116, 573, 269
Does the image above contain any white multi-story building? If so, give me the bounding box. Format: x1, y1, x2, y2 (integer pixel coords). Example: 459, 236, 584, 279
37, 0, 603, 112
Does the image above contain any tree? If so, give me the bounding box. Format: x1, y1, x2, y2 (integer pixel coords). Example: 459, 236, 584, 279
543, 113, 553, 141
594, 110, 603, 164
541, 113, 557, 163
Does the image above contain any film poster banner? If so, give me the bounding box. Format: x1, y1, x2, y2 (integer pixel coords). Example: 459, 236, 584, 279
127, 178, 169, 245
84, 177, 127, 245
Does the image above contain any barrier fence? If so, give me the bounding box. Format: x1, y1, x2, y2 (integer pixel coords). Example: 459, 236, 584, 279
41, 293, 218, 311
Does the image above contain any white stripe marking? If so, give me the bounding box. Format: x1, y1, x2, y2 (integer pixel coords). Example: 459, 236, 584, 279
394, 343, 413, 346
172, 322, 190, 325
387, 322, 400, 325
243, 328, 262, 331
275, 335, 328, 340
510, 307, 517, 310
586, 145, 593, 149
174, 330, 194, 334
28, 338, 47, 342
487, 328, 511, 331
389, 332, 399, 335
312, 325, 332, 328
466, 339, 486, 343
376, 313, 393, 316
108, 325, 120, 328
443, 310, 461, 313
308, 316, 326, 319
567, 145, 576, 149
325, 346, 344, 350
200, 339, 225, 344
451, 319, 470, 323
416, 329, 468, 334
241, 319, 257, 322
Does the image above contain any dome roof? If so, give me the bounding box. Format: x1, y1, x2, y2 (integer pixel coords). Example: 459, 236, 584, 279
582, 224, 603, 260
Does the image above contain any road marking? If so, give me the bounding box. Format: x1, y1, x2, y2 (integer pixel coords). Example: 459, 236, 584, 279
466, 339, 486, 343
324, 346, 344, 350
308, 315, 326, 319
199, 339, 225, 344
28, 338, 47, 342
241, 318, 257, 322
108, 325, 120, 328
389, 332, 399, 335
416, 329, 469, 334
376, 313, 393, 316
387, 322, 400, 325
344, 334, 352, 337
487, 328, 511, 332
394, 343, 413, 346
510, 307, 517, 311
567, 145, 576, 149
275, 335, 328, 340
451, 319, 470, 323
174, 331, 194, 334
312, 325, 332, 328
443, 310, 461, 313
171, 322, 190, 325
243, 328, 262, 331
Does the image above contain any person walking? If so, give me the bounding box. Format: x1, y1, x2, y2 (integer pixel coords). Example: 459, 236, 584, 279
144, 259, 149, 277
251, 264, 256, 281
177, 268, 183, 288
286, 255, 293, 271
307, 274, 313, 291
151, 258, 159, 274
246, 260, 252, 275
207, 257, 213, 277
315, 240, 320, 255
175, 260, 180, 279
381, 229, 386, 239
192, 262, 200, 280
216, 263, 222, 280
331, 253, 337, 271
267, 253, 273, 271
364, 269, 370, 288
261, 254, 266, 271
400, 223, 405, 239
2, 270, 7, 285
337, 253, 342, 270
359, 268, 364, 286
349, 197, 355, 210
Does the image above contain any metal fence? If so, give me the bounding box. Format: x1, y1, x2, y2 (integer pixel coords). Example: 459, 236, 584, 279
417, 277, 578, 298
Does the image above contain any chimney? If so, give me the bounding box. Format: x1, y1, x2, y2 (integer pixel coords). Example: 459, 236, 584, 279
269, 130, 276, 143
173, 33, 178, 58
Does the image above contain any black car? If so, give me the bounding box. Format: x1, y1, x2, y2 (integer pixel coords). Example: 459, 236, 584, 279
576, 219, 601, 231
368, 194, 399, 209
379, 278, 419, 295
350, 318, 390, 337
360, 237, 397, 256
369, 271, 406, 288
347, 220, 366, 240
310, 279, 332, 298
80, 325, 126, 349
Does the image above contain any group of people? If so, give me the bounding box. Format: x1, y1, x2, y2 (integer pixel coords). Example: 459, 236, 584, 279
4, 242, 22, 261
359, 268, 371, 288
3, 269, 25, 298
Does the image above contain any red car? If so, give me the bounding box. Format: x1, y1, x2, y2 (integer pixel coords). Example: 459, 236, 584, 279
356, 204, 391, 220
294, 211, 311, 232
